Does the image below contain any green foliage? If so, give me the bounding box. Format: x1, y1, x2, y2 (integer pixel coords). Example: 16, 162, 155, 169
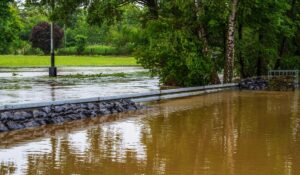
281, 56, 300, 69
74, 35, 87, 55
2, 0, 300, 87
58, 45, 131, 55
30, 22, 64, 54
0, 2, 22, 54
135, 19, 211, 86
237, 0, 300, 76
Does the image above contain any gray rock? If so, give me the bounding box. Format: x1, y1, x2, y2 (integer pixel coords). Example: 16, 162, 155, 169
105, 103, 113, 109
0, 112, 13, 120
66, 114, 78, 120
128, 106, 137, 110
91, 111, 97, 117
87, 103, 96, 110
70, 104, 79, 110
50, 113, 58, 118
63, 110, 74, 115
23, 111, 32, 119
23, 121, 40, 128
79, 112, 87, 119
51, 117, 65, 124
36, 119, 47, 125
99, 104, 105, 109
33, 110, 47, 118
0, 121, 9, 132
100, 109, 111, 115
115, 105, 125, 112
111, 109, 118, 114
6, 121, 24, 130
54, 106, 64, 113
42, 118, 54, 124
42, 106, 52, 113
83, 110, 92, 116
13, 112, 27, 121
121, 99, 130, 105
80, 104, 88, 109
61, 104, 70, 111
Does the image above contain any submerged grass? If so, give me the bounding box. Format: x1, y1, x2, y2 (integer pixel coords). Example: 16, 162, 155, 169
55, 71, 151, 79
0, 55, 138, 67
0, 84, 32, 90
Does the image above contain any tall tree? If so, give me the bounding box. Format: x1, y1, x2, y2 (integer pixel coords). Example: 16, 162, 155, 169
224, 0, 238, 83
0, 0, 22, 54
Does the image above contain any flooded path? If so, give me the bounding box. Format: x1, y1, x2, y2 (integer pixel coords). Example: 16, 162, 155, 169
0, 67, 159, 105
0, 90, 299, 175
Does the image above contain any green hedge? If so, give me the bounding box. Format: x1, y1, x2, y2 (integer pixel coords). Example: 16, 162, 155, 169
57, 45, 132, 56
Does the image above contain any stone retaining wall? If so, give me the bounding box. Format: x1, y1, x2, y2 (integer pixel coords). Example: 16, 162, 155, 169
239, 77, 268, 90
0, 83, 238, 133
0, 99, 142, 132
239, 76, 298, 91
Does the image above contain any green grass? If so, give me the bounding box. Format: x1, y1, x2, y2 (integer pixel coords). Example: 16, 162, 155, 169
0, 55, 138, 67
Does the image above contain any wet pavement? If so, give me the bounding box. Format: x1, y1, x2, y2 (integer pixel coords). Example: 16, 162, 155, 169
0, 67, 159, 105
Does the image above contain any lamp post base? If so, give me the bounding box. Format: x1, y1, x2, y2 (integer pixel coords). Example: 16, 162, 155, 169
49, 67, 57, 77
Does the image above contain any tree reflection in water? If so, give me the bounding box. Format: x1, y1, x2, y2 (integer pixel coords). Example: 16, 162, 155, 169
0, 162, 16, 175
0, 90, 299, 175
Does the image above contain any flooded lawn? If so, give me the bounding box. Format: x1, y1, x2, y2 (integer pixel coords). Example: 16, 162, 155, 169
0, 67, 159, 105
0, 90, 299, 175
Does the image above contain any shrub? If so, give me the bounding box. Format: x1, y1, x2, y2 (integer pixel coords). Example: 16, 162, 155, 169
30, 22, 64, 54
57, 45, 131, 56
74, 35, 87, 55
135, 21, 212, 86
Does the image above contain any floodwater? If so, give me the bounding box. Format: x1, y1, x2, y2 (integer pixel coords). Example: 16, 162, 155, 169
0, 90, 299, 175
0, 67, 159, 105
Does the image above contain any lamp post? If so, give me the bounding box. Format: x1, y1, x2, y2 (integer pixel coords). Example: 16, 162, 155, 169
49, 21, 57, 77
49, 0, 57, 77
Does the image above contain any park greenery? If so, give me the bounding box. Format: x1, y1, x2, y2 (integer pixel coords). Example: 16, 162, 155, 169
0, 0, 300, 86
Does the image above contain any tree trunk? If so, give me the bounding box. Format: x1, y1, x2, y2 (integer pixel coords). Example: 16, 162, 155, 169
64, 23, 67, 48
224, 0, 238, 83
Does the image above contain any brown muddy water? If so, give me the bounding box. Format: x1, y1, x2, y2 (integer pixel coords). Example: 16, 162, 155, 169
0, 90, 299, 175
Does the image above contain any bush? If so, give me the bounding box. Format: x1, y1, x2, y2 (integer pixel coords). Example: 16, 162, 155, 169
57, 45, 131, 56
281, 56, 300, 70
30, 22, 64, 55
23, 47, 44, 55
74, 35, 87, 55
135, 21, 212, 86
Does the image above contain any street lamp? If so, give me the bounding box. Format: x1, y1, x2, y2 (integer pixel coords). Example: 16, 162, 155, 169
48, 0, 57, 77
49, 21, 57, 77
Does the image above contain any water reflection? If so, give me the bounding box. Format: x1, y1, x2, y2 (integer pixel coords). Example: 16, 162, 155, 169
0, 90, 300, 175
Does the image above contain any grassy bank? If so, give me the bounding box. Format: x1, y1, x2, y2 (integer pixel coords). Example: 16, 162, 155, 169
0, 55, 138, 67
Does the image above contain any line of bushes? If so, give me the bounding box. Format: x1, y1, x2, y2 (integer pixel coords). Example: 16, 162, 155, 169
57, 45, 133, 56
